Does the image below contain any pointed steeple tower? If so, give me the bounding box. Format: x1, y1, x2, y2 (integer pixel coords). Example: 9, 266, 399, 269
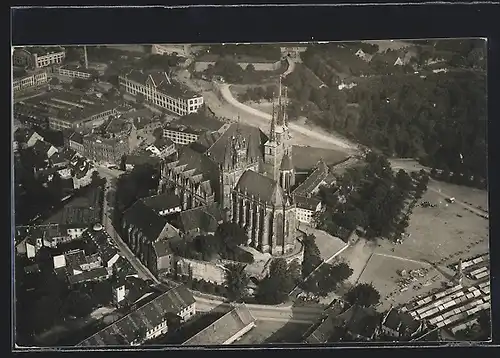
269, 102, 276, 142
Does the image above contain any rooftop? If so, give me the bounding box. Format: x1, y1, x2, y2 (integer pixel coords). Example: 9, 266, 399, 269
236, 170, 284, 205
123, 200, 169, 242
68, 267, 109, 285
168, 204, 220, 234
293, 160, 330, 197
122, 69, 201, 100
77, 285, 195, 346
141, 192, 182, 214
165, 113, 224, 135
18, 46, 65, 57
125, 153, 161, 167
182, 304, 256, 345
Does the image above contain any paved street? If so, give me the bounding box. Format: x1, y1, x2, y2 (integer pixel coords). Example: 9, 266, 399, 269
98, 167, 159, 283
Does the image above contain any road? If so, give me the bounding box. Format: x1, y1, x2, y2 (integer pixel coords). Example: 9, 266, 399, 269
98, 167, 159, 283
217, 83, 359, 153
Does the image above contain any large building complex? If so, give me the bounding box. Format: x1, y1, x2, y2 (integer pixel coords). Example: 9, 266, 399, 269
13, 47, 66, 69
118, 69, 203, 116
57, 65, 97, 80
12, 69, 48, 94
158, 77, 300, 256
163, 112, 225, 145
15, 91, 119, 131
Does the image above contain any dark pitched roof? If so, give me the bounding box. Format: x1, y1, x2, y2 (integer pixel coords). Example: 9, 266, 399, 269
77, 285, 195, 346
236, 170, 284, 205
123, 200, 168, 242
182, 304, 256, 346
125, 154, 161, 167
383, 308, 421, 336
345, 306, 381, 339
125, 277, 155, 304
294, 195, 321, 211
304, 315, 338, 344
153, 239, 173, 258
168, 113, 225, 133
69, 132, 84, 145
194, 131, 222, 152
174, 205, 219, 233
33, 140, 54, 155
293, 160, 330, 197
140, 192, 181, 214
49, 151, 68, 165
205, 123, 265, 167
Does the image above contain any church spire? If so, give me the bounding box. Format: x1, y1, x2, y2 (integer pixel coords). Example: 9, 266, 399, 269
269, 102, 276, 141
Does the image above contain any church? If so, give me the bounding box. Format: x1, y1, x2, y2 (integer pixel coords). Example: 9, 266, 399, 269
158, 76, 298, 256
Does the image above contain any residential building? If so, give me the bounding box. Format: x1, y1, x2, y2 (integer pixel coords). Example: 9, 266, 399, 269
57, 64, 97, 80
145, 137, 176, 158
294, 195, 322, 225
167, 204, 223, 239
125, 153, 161, 171
14, 128, 44, 148
182, 304, 256, 345
68, 132, 85, 155
121, 198, 183, 275
13, 46, 65, 69
17, 91, 119, 131
49, 151, 69, 168
77, 285, 196, 346
33, 140, 58, 159
83, 134, 130, 165
381, 307, 424, 340
343, 305, 381, 341
163, 112, 225, 145
140, 192, 182, 217
280, 45, 308, 60
12, 69, 48, 93
118, 69, 204, 116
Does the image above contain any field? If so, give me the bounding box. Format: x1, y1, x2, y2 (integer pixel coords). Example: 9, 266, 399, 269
339, 182, 489, 312
376, 188, 489, 264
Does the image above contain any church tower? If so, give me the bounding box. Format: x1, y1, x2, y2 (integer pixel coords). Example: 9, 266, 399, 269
264, 75, 292, 182
279, 152, 295, 192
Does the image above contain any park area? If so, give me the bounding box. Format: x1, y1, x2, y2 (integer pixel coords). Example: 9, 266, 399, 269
339, 181, 489, 311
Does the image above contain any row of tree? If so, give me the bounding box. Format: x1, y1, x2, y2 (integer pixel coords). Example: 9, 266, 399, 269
237, 85, 278, 103
316, 153, 426, 240
207, 44, 282, 61
285, 53, 487, 184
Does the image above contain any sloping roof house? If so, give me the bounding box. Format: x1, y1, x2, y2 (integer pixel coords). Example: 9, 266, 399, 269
77, 285, 195, 346
182, 304, 256, 346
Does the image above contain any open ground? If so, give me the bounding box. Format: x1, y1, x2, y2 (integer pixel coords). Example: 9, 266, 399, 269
338, 182, 488, 311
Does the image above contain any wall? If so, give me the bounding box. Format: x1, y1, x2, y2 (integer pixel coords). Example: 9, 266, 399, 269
177, 257, 227, 284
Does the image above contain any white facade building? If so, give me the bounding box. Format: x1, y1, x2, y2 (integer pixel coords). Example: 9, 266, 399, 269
118, 69, 204, 116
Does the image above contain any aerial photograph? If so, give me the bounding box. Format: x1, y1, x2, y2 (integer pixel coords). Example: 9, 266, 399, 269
12, 40, 489, 348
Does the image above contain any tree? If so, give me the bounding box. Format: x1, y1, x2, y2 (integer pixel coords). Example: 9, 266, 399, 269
62, 290, 94, 318
225, 263, 250, 301
345, 283, 381, 307
255, 258, 294, 304
301, 234, 323, 278
246, 64, 255, 72
287, 259, 302, 285
216, 222, 248, 247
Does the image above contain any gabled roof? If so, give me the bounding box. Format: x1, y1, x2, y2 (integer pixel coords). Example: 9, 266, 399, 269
153, 239, 173, 258
383, 307, 421, 336
77, 285, 195, 346
294, 195, 321, 211
68, 267, 109, 285
174, 205, 219, 233
236, 170, 283, 205
182, 304, 256, 345
344, 305, 381, 339
33, 140, 55, 155
293, 160, 330, 197
304, 315, 338, 344
123, 200, 168, 242
205, 123, 265, 167
49, 151, 68, 165
69, 132, 84, 145
141, 192, 182, 214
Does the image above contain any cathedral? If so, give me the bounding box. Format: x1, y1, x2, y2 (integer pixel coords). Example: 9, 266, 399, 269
158, 76, 298, 256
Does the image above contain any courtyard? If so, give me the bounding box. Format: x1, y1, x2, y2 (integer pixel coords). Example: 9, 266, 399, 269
235, 320, 311, 345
